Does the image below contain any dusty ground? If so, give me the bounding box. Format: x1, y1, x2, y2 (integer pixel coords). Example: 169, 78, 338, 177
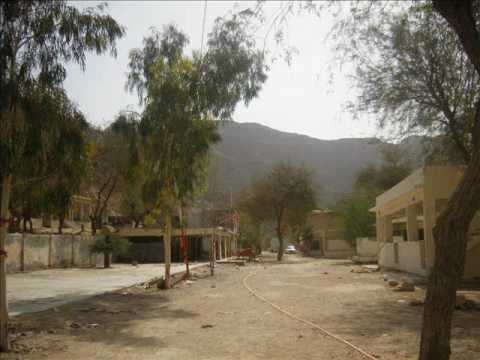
3, 254, 480, 360
8, 263, 207, 315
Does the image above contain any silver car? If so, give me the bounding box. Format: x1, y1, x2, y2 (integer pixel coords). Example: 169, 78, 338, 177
285, 244, 297, 254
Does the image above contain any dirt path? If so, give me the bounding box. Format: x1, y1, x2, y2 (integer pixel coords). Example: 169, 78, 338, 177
3, 255, 480, 359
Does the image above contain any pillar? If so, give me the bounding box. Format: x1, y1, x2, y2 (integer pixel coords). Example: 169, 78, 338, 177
218, 235, 223, 260
224, 237, 227, 259
384, 215, 393, 242
423, 197, 436, 270
406, 205, 418, 242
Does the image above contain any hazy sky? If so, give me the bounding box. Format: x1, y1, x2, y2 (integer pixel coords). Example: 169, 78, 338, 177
65, 1, 379, 140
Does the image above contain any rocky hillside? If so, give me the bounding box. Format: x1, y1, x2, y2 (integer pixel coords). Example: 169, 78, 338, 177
208, 122, 425, 205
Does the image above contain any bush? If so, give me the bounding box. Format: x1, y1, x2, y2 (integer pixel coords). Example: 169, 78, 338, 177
90, 235, 130, 268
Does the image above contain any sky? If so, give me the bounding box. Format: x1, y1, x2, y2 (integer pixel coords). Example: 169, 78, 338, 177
64, 1, 379, 140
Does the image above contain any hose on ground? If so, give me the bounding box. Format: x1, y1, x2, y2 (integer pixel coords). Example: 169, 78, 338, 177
242, 271, 378, 360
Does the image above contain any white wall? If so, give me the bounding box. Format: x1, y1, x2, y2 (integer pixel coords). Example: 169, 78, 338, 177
356, 238, 377, 257
379, 241, 427, 276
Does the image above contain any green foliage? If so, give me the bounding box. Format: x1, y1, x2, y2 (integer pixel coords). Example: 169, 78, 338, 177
239, 162, 317, 259
336, 195, 375, 243
335, 2, 479, 163
90, 235, 130, 256
336, 145, 411, 243
0, 1, 124, 174
355, 145, 412, 196
122, 21, 267, 223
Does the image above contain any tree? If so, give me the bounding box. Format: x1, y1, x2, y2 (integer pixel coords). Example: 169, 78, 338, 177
243, 163, 317, 261
125, 19, 267, 287
90, 234, 130, 268
419, 2, 480, 359
85, 127, 126, 235
236, 183, 272, 254
325, 2, 480, 358
0, 1, 124, 350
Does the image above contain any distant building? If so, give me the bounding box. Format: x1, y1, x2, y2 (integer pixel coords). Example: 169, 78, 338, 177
307, 209, 353, 258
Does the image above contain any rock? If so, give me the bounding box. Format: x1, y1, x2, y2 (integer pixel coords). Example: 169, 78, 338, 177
393, 280, 415, 292
409, 299, 424, 306
86, 323, 100, 329
383, 274, 389, 282
201, 324, 213, 329
131, 261, 138, 267
211, 284, 216, 288
69, 322, 81, 329
323, 272, 329, 275
387, 279, 399, 287
156, 278, 166, 290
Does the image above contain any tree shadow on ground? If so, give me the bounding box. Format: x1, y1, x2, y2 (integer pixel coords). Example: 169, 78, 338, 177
11, 287, 199, 351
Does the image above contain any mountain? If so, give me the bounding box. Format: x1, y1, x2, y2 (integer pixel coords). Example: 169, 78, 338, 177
208, 122, 425, 205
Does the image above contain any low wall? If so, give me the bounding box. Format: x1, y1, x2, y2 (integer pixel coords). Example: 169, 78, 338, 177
356, 238, 378, 257
379, 241, 427, 276
5, 233, 103, 273
324, 239, 353, 259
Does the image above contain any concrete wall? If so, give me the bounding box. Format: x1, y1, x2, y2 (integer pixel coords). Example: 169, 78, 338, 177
5, 233, 102, 273
379, 241, 427, 276
356, 237, 378, 258
324, 239, 353, 259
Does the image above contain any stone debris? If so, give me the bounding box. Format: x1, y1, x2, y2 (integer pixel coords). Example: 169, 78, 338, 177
387, 279, 399, 287
393, 280, 415, 292
68, 322, 81, 329
409, 299, 424, 306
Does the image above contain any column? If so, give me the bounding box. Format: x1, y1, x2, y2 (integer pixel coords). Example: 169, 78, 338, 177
224, 237, 227, 259
406, 205, 418, 242
218, 235, 223, 260
384, 215, 393, 242
423, 198, 436, 270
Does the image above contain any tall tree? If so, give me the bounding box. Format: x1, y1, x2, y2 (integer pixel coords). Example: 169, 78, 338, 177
126, 19, 267, 287
0, 1, 124, 350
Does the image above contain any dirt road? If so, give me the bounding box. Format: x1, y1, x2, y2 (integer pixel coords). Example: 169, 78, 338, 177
4, 254, 480, 360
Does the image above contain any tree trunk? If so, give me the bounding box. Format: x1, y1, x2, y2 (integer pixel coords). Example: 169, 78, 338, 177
0, 175, 12, 351
104, 252, 111, 268
277, 228, 284, 261
58, 213, 65, 234
91, 216, 101, 236
419, 150, 480, 360
163, 214, 172, 289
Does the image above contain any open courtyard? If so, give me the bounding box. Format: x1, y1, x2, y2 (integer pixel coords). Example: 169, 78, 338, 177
4, 254, 479, 360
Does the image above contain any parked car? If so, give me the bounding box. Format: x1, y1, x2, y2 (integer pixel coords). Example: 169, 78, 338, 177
285, 244, 297, 254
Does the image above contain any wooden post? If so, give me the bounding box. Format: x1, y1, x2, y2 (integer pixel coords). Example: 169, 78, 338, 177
164, 214, 172, 288
0, 175, 12, 351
